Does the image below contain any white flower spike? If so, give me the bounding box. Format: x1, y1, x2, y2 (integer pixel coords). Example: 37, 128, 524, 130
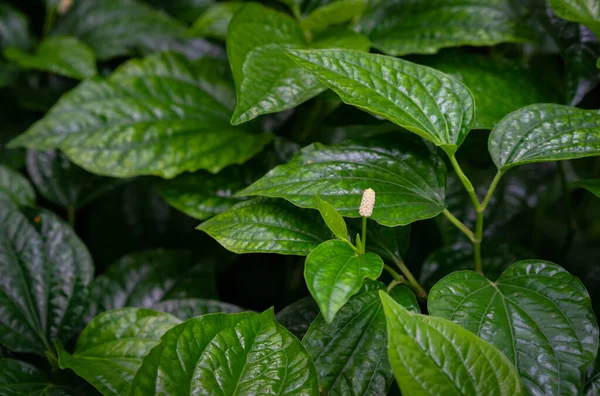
359, 188, 375, 218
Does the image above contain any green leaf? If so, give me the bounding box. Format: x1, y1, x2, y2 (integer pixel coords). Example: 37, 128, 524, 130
129, 309, 319, 395
428, 260, 599, 395
585, 345, 600, 396
0, 165, 35, 206
303, 283, 418, 396
8, 52, 272, 178
564, 40, 600, 106
416, 51, 560, 130
197, 198, 333, 255
4, 36, 96, 80
276, 296, 320, 339
302, 0, 365, 32
154, 165, 259, 220
227, 3, 369, 125
0, 206, 93, 356
0, 4, 33, 52
316, 194, 348, 241
238, 134, 447, 226
359, 0, 533, 56
188, 2, 244, 40
0, 358, 71, 395
573, 179, 600, 198
550, 0, 600, 38
57, 308, 181, 396
489, 104, 600, 171
52, 0, 186, 60
89, 249, 217, 317
152, 298, 245, 320
26, 149, 122, 210
305, 240, 383, 323
310, 27, 370, 51
286, 49, 475, 153
380, 291, 523, 396
146, 0, 214, 23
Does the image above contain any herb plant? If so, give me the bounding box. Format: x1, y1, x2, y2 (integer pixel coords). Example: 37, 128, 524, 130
1, 0, 600, 395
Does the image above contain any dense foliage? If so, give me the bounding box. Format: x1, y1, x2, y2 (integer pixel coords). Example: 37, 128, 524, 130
1, 0, 600, 395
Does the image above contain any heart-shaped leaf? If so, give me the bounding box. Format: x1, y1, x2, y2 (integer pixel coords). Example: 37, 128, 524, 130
129, 309, 319, 395
428, 260, 599, 395
197, 198, 333, 255
303, 282, 418, 396
0, 165, 35, 206
305, 240, 383, 323
489, 104, 600, 171
57, 308, 181, 396
550, 0, 600, 38
0, 205, 93, 356
574, 179, 600, 198
8, 53, 272, 178
239, 134, 447, 226
276, 296, 320, 339
0, 358, 72, 395
188, 2, 245, 40
4, 36, 97, 80
316, 194, 348, 241
359, 0, 533, 56
152, 298, 245, 320
26, 149, 122, 210
380, 291, 523, 396
286, 49, 475, 154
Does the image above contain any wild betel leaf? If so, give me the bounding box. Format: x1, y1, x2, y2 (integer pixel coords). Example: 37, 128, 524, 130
0, 358, 71, 395
0, 165, 35, 206
489, 104, 600, 171
188, 2, 245, 40
129, 309, 319, 395
301, 0, 365, 32
151, 298, 245, 320
380, 291, 523, 396
428, 260, 599, 395
573, 179, 600, 198
316, 194, 348, 241
0, 205, 93, 356
286, 49, 475, 154
8, 53, 272, 178
549, 0, 600, 38
238, 134, 447, 226
57, 308, 181, 396
305, 240, 383, 323
303, 282, 418, 395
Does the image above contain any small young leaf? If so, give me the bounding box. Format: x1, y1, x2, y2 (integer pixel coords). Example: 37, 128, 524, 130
380, 291, 523, 396
305, 240, 383, 323
0, 165, 35, 206
188, 2, 245, 40
129, 310, 320, 395
489, 104, 600, 171
573, 179, 600, 198
286, 49, 475, 154
57, 308, 181, 396
316, 194, 348, 241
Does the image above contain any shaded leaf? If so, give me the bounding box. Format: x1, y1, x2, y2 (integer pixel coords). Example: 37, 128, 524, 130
0, 4, 33, 52
585, 345, 600, 396
316, 194, 348, 241
550, 0, 600, 37
429, 260, 599, 395
301, 0, 365, 32
0, 358, 73, 396
276, 296, 320, 339
574, 178, 600, 198
0, 165, 35, 206
152, 298, 245, 320
188, 2, 244, 40
380, 291, 523, 396
146, 0, 214, 23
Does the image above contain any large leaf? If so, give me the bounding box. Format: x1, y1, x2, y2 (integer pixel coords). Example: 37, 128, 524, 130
188, 2, 245, 40
4, 36, 97, 80
0, 358, 72, 395
129, 310, 319, 395
197, 198, 333, 255
238, 134, 447, 226
26, 149, 121, 210
8, 53, 272, 178
574, 178, 600, 198
489, 104, 600, 171
52, 0, 186, 60
227, 3, 369, 125
0, 4, 33, 52
88, 249, 217, 317
57, 308, 181, 396
305, 240, 383, 323
428, 260, 599, 395
152, 298, 245, 320
0, 206, 93, 356
286, 49, 475, 153
303, 282, 418, 396
0, 165, 35, 206
550, 0, 600, 38
380, 291, 523, 396
276, 296, 320, 339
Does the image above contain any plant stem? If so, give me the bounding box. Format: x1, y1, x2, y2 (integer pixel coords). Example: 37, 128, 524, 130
43, 5, 57, 37
361, 217, 367, 254
386, 278, 405, 293
390, 255, 427, 299
67, 206, 76, 228
442, 209, 475, 241
480, 170, 504, 211
473, 209, 484, 274
448, 154, 481, 210
383, 264, 403, 281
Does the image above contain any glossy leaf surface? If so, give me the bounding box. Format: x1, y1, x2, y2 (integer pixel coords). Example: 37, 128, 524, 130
239, 134, 447, 226
305, 240, 383, 323
489, 104, 600, 171
0, 165, 35, 206
0, 206, 93, 356
286, 49, 475, 153
197, 198, 333, 255
574, 179, 600, 198
0, 358, 70, 395
380, 291, 523, 396
316, 194, 348, 241
4, 36, 97, 80
188, 2, 244, 40
303, 283, 418, 395
152, 298, 245, 320
9, 53, 272, 178
429, 260, 599, 395
58, 308, 181, 396
130, 310, 319, 395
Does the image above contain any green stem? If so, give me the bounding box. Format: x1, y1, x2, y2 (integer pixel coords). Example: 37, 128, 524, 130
390, 255, 427, 299
67, 207, 76, 228
480, 170, 504, 211
442, 209, 475, 242
383, 264, 403, 281
361, 217, 367, 254
448, 154, 481, 210
387, 278, 405, 293
43, 5, 57, 37
474, 209, 484, 274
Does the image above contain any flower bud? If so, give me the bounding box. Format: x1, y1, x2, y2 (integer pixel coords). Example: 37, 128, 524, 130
359, 188, 375, 217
